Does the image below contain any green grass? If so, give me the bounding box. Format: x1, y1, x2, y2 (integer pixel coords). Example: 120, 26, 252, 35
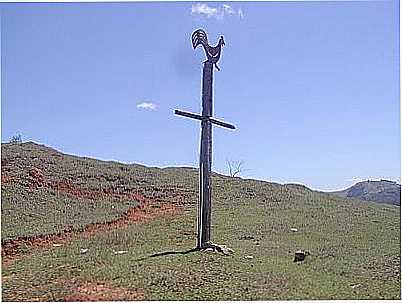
2, 186, 400, 300
1, 183, 138, 240
1, 142, 400, 300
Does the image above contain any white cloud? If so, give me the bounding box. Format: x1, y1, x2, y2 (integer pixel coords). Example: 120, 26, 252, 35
238, 8, 244, 19
137, 102, 157, 111
191, 3, 219, 18
222, 4, 236, 15
191, 3, 244, 20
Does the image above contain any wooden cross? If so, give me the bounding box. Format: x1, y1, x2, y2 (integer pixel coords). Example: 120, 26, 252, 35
175, 29, 235, 249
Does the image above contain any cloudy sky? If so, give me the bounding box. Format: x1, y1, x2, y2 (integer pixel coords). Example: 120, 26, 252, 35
1, 1, 400, 190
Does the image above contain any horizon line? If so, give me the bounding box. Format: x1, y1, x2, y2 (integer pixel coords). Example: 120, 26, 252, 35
2, 140, 400, 192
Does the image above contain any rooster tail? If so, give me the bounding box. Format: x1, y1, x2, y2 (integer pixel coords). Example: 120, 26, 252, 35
191, 29, 208, 49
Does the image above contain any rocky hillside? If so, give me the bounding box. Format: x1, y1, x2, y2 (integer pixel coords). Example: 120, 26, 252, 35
331, 180, 401, 206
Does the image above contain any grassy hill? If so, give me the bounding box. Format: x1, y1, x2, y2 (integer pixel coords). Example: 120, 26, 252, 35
331, 180, 401, 206
1, 142, 400, 300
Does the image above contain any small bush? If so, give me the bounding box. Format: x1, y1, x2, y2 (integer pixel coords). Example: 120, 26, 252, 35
10, 134, 22, 144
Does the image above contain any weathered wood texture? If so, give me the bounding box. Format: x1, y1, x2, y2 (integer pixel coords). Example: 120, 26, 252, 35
208, 118, 235, 130
175, 110, 235, 130
198, 62, 213, 248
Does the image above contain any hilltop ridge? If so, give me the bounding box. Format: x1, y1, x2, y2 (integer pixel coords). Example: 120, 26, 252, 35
331, 179, 401, 206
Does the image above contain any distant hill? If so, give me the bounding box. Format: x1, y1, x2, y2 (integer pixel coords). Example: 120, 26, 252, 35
331, 180, 401, 206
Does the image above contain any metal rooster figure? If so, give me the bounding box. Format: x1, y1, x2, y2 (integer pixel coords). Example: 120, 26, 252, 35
175, 29, 235, 254
191, 29, 225, 71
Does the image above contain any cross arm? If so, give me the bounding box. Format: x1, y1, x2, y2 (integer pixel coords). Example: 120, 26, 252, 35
174, 110, 203, 121
174, 109, 235, 130
209, 117, 235, 130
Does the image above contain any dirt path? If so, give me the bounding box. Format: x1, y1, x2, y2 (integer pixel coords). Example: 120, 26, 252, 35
2, 168, 185, 301
1, 193, 182, 268
2, 192, 182, 301
63, 278, 145, 301
2, 167, 185, 267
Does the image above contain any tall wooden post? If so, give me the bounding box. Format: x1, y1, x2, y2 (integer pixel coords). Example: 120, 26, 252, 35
175, 29, 235, 250
199, 61, 213, 247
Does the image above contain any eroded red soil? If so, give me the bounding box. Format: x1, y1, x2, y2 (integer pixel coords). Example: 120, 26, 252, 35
1, 167, 184, 267
2, 199, 181, 268
64, 279, 145, 301
1, 174, 13, 184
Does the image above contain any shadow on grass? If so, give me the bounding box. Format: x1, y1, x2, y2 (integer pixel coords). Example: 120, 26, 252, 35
135, 247, 199, 262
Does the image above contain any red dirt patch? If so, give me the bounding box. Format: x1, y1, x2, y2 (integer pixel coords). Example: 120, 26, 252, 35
1, 174, 13, 184
51, 179, 106, 200
82, 199, 180, 237
29, 167, 45, 183
64, 279, 145, 301
28, 167, 47, 191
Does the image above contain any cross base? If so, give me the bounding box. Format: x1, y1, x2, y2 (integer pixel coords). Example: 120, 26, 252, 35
201, 241, 234, 255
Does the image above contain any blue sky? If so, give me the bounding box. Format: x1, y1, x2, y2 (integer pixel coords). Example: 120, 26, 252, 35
1, 1, 400, 191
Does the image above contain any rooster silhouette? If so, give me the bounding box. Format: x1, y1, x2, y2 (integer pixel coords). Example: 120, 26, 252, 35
191, 29, 225, 71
